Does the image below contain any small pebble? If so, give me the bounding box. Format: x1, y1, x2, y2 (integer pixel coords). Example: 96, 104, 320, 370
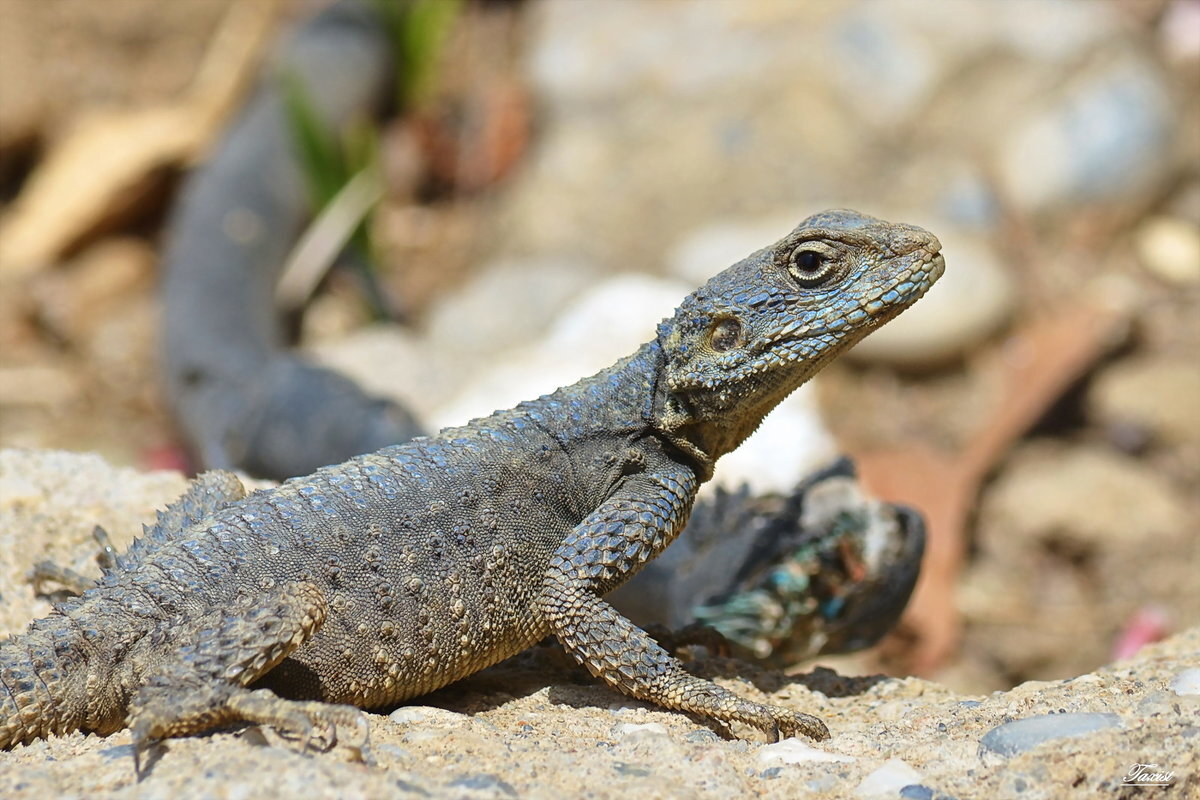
1170, 668, 1200, 696
615, 722, 670, 739
756, 738, 855, 765
1135, 216, 1200, 286
389, 706, 467, 728
855, 758, 924, 797
979, 712, 1122, 757
388, 708, 428, 725
448, 773, 518, 799
613, 762, 652, 777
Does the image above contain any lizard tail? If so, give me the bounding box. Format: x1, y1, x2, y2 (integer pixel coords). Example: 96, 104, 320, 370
0, 613, 89, 749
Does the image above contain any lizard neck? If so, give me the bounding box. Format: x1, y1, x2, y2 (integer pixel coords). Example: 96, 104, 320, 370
521, 341, 665, 447
650, 367, 797, 483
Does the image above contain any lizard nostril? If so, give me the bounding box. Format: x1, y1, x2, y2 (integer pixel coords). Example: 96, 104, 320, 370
708, 317, 742, 352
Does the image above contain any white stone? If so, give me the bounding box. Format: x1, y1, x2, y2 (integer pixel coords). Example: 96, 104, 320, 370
430, 274, 688, 430
824, 4, 939, 126
1135, 216, 1200, 286
847, 229, 1014, 368
668, 216, 796, 287
1170, 668, 1200, 696
615, 722, 670, 739
425, 257, 600, 362
756, 738, 855, 765
854, 758, 924, 797
707, 387, 837, 495
388, 706, 466, 728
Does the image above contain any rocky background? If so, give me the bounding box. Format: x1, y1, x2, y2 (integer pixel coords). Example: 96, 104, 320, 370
0, 0, 1197, 797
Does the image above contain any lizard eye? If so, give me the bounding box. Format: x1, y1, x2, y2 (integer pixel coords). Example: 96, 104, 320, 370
787, 246, 838, 287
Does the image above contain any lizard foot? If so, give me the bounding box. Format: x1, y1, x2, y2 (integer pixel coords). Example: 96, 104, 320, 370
230, 690, 373, 761
130, 685, 373, 774
766, 706, 830, 741
29, 526, 120, 596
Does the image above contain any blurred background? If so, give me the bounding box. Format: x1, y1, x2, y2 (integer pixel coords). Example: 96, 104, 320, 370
0, 0, 1196, 695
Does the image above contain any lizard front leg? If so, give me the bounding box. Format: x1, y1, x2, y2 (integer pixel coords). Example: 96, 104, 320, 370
536, 465, 829, 741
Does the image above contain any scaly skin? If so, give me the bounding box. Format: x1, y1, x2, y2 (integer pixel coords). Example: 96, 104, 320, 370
0, 209, 943, 761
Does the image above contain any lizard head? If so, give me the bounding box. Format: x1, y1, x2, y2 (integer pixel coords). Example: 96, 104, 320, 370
653, 209, 944, 476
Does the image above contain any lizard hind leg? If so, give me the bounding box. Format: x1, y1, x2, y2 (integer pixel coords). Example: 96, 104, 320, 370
128, 582, 368, 768
30, 526, 123, 596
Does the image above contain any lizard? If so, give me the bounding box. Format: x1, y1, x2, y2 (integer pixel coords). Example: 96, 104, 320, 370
158, 0, 926, 661
0, 209, 944, 764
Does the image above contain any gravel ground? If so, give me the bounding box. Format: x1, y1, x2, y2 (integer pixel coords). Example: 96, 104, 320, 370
2, 450, 1197, 799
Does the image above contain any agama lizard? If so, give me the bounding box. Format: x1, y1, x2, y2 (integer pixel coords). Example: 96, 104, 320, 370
0, 210, 943, 761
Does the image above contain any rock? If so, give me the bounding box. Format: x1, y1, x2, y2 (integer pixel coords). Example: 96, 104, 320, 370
1161, 0, 1200, 63
306, 324, 450, 423
1170, 668, 1200, 696
757, 738, 855, 765
667, 216, 795, 287
425, 256, 601, 364
431, 274, 688, 429
388, 706, 468, 728
987, 0, 1117, 62
996, 52, 1174, 217
1088, 355, 1200, 447
614, 722, 670, 740
854, 758, 924, 797
979, 712, 1122, 757
846, 228, 1015, 369
448, 773, 518, 799
708, 387, 836, 494
1134, 216, 1200, 286
981, 443, 1188, 548
824, 5, 940, 127
528, 1, 768, 105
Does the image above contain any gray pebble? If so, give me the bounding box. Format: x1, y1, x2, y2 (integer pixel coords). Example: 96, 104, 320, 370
449, 774, 519, 799
979, 712, 1122, 757
997, 53, 1173, 215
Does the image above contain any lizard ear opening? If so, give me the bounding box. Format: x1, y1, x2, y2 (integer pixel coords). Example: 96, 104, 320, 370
707, 317, 743, 353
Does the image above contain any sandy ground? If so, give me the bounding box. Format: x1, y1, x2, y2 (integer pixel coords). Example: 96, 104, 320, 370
1, 450, 1197, 799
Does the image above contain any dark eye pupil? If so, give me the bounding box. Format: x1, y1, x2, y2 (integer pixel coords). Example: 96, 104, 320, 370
795, 250, 822, 272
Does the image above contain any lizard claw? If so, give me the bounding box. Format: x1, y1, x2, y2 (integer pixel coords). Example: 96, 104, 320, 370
774, 710, 830, 741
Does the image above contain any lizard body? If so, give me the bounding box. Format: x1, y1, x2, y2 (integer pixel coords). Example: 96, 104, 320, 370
0, 210, 943, 759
